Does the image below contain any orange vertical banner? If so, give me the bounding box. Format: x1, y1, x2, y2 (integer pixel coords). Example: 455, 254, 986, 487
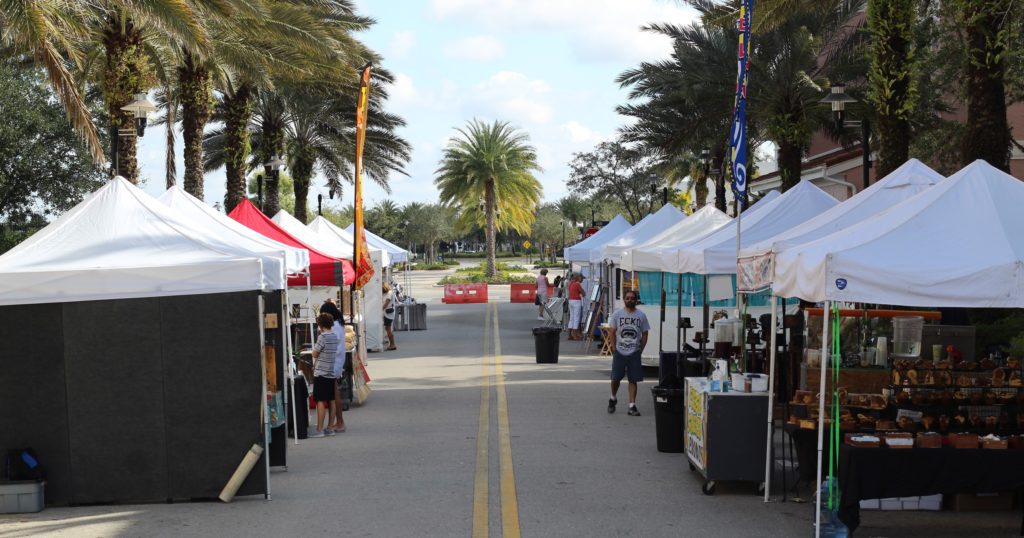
353, 63, 375, 290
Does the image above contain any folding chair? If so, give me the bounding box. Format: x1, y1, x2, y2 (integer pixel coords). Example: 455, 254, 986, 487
542, 297, 566, 327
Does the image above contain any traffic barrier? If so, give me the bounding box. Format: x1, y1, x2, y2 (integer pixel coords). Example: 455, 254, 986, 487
510, 282, 536, 303
442, 283, 488, 304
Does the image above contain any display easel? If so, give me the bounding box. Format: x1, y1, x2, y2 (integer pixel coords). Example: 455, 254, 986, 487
582, 284, 608, 354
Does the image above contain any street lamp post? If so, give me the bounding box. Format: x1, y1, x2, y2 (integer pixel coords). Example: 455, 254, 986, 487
262, 155, 285, 213
317, 194, 323, 216
113, 93, 157, 178
820, 84, 871, 190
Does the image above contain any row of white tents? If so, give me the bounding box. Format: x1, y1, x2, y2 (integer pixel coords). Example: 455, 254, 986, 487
562, 158, 1024, 536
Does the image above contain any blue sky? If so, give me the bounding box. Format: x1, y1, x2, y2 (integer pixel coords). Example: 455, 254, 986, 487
136, 0, 698, 211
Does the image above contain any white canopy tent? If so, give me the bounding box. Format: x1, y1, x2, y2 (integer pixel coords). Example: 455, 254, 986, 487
738, 158, 944, 291
774, 159, 1024, 306
343, 224, 410, 264
564, 214, 632, 263
158, 186, 310, 280
275, 211, 386, 351
765, 161, 1024, 535
621, 206, 734, 272
308, 216, 355, 253
597, 204, 686, 265
671, 181, 838, 275
0, 177, 266, 305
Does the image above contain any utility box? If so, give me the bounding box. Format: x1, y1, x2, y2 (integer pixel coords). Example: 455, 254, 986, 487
0, 481, 44, 514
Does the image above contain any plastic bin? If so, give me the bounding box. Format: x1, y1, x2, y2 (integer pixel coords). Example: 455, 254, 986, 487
893, 316, 924, 357
651, 386, 686, 452
532, 327, 561, 363
658, 352, 683, 388
0, 481, 44, 514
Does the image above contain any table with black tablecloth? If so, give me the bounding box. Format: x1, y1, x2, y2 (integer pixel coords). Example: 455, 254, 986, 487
838, 445, 1024, 534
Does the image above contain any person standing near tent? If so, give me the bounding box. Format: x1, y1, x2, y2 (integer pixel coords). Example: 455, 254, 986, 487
383, 282, 397, 351
607, 290, 649, 416
567, 273, 585, 340
536, 268, 550, 320
309, 313, 339, 437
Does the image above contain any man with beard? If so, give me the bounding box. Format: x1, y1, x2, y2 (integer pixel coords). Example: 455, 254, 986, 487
607, 289, 650, 416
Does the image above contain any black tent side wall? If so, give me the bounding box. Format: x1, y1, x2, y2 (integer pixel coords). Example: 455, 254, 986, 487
64, 298, 168, 504
0, 303, 71, 503
162, 291, 265, 500
0, 290, 266, 505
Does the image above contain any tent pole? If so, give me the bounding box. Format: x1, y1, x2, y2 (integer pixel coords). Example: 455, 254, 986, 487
658, 271, 665, 354
258, 295, 272, 500
763, 293, 778, 502
676, 272, 683, 361
814, 300, 831, 538
283, 286, 298, 445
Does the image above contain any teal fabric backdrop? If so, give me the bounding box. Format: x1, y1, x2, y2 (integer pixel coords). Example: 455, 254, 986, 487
637, 271, 779, 307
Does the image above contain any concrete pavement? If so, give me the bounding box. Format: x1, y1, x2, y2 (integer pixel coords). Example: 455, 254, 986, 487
1, 297, 1020, 537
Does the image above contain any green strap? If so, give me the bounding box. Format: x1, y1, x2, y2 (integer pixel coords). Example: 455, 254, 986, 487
827, 304, 841, 511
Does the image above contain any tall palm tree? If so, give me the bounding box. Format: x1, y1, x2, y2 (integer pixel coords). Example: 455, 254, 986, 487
435, 120, 543, 277
867, 0, 917, 178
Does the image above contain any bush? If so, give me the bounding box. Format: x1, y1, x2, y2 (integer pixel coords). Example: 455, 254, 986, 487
411, 262, 456, 270
455, 261, 529, 273
439, 273, 536, 285
451, 251, 519, 259
533, 261, 565, 268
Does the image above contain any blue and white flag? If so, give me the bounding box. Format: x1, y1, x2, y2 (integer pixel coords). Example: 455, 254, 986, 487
729, 0, 753, 209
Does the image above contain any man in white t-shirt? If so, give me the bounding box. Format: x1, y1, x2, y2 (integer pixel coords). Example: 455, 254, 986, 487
607, 289, 650, 416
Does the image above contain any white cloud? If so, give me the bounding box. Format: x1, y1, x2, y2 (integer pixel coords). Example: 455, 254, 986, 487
389, 73, 419, 106
561, 121, 606, 145
388, 31, 416, 60
430, 0, 697, 63
443, 35, 505, 61
468, 71, 553, 125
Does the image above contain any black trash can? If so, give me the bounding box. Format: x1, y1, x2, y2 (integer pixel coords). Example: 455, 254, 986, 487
532, 327, 561, 363
681, 357, 704, 378
651, 386, 686, 453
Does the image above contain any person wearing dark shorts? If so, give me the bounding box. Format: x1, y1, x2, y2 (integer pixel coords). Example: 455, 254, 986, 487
383, 283, 397, 350
309, 313, 339, 438
607, 290, 650, 416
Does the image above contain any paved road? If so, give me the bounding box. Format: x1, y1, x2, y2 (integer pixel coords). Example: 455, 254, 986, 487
1, 301, 1019, 537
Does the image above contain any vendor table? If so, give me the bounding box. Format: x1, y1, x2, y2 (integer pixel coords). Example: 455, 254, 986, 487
685, 377, 769, 495
784, 424, 833, 486
838, 445, 1024, 534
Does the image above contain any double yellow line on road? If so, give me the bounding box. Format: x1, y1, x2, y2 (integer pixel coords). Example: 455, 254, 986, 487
472, 303, 521, 538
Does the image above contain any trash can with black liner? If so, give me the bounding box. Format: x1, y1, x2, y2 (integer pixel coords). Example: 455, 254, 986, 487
651, 385, 686, 452
532, 327, 561, 363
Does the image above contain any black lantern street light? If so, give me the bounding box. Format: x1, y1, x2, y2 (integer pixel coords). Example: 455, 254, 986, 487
317, 194, 323, 216
112, 92, 157, 177
649, 173, 668, 206
820, 84, 871, 190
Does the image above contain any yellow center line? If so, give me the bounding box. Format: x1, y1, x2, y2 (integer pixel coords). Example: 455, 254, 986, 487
493, 304, 522, 538
472, 303, 491, 538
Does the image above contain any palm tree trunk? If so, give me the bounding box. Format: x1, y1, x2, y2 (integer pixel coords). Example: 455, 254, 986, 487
485, 180, 497, 278
261, 118, 285, 217
180, 52, 212, 198
102, 14, 144, 183
961, 1, 1010, 171
164, 83, 176, 189
778, 140, 803, 191
713, 150, 726, 213
223, 85, 254, 213
868, 0, 914, 178
292, 156, 314, 223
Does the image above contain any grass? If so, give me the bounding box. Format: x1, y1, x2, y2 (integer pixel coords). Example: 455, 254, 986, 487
411, 261, 460, 270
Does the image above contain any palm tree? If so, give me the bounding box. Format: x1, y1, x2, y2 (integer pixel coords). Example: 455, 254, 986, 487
867, 0, 916, 178
556, 194, 588, 228
435, 120, 543, 277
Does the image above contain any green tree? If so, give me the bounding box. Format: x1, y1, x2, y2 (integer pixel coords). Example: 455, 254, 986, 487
556, 194, 588, 227
435, 120, 543, 277
365, 199, 403, 244
867, 0, 917, 178
530, 204, 563, 262
0, 60, 106, 252
247, 169, 296, 215
403, 203, 453, 262
566, 140, 661, 223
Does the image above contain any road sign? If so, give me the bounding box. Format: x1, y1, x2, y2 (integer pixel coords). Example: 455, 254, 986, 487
582, 227, 599, 239
522, 240, 531, 249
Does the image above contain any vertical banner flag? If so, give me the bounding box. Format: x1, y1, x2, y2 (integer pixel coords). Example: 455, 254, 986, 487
352, 63, 375, 290
729, 0, 753, 209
